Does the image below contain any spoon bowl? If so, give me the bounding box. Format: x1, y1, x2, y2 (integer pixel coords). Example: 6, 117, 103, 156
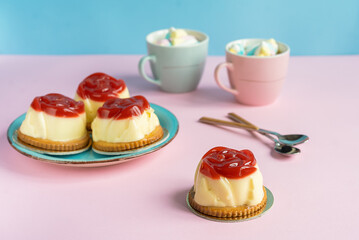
279, 134, 309, 146
260, 132, 301, 156
258, 129, 309, 146
274, 142, 301, 156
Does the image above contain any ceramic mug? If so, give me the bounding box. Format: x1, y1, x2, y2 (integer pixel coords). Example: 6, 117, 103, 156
138, 29, 209, 93
214, 39, 290, 105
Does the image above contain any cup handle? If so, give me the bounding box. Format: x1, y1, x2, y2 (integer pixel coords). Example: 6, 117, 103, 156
138, 55, 161, 86
214, 62, 238, 95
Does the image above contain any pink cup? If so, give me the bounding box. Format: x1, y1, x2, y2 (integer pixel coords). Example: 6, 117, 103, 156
214, 39, 290, 106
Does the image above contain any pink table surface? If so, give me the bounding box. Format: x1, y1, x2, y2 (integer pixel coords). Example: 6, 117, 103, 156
0, 55, 358, 240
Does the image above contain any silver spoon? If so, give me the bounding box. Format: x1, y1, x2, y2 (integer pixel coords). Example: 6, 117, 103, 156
200, 115, 309, 146
227, 113, 309, 146
249, 127, 301, 156
226, 113, 301, 156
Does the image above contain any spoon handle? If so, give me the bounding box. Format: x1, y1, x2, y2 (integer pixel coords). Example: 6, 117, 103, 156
199, 117, 258, 131
227, 113, 259, 129
228, 113, 279, 137
227, 113, 279, 143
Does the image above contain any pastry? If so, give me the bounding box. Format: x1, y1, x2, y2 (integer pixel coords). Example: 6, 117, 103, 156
91, 95, 163, 152
75, 72, 130, 128
188, 147, 267, 218
18, 93, 89, 151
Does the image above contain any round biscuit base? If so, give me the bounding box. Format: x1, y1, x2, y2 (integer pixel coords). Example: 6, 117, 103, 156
188, 186, 267, 218
92, 125, 164, 152
17, 129, 90, 151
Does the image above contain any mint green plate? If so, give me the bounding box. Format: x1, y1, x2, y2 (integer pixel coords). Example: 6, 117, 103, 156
7, 103, 179, 167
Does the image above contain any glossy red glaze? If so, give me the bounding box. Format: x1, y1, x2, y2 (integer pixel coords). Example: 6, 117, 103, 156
76, 72, 127, 101
97, 95, 150, 120
31, 93, 85, 118
200, 147, 257, 179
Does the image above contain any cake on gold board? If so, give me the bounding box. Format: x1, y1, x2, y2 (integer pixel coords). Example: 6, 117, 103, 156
188, 146, 271, 221
75, 72, 130, 128
91, 95, 163, 152
17, 93, 90, 151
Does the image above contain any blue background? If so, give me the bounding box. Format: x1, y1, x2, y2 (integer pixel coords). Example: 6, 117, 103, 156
0, 0, 358, 55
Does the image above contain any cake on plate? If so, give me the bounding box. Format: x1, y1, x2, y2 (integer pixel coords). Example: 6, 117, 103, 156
18, 93, 89, 151
91, 95, 163, 152
188, 146, 267, 218
75, 72, 130, 128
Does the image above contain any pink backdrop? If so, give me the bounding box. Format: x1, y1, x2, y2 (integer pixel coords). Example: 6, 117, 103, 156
0, 55, 358, 239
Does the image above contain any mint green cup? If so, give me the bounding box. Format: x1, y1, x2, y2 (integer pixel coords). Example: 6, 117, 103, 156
138, 29, 209, 93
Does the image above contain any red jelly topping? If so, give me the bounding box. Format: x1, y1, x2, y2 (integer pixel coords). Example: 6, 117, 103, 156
76, 72, 127, 101
200, 147, 257, 179
97, 95, 150, 120
31, 93, 85, 118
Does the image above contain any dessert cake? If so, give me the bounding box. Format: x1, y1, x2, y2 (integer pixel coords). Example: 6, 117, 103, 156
188, 146, 267, 218
18, 93, 89, 151
91, 95, 163, 152
75, 72, 130, 128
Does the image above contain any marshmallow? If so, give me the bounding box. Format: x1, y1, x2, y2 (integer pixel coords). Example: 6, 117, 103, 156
254, 39, 278, 56
157, 27, 199, 46
172, 35, 198, 46
245, 43, 259, 56
229, 39, 279, 57
168, 28, 187, 39
228, 43, 245, 55
156, 39, 171, 46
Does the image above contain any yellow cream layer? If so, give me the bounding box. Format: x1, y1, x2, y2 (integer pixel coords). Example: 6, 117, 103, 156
194, 164, 264, 207
91, 108, 160, 143
19, 107, 87, 142
74, 88, 130, 124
